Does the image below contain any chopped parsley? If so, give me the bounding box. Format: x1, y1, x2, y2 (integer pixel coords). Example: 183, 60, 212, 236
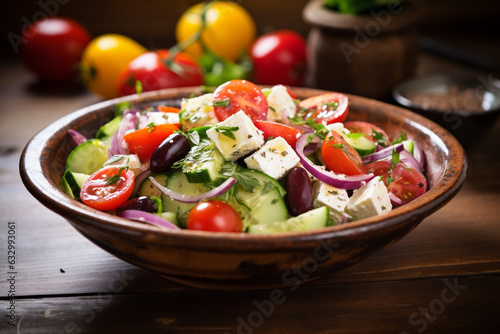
391, 132, 407, 145
220, 163, 261, 192
386, 148, 400, 186
105, 166, 129, 186
212, 98, 230, 107
146, 122, 155, 133
371, 128, 388, 147
289, 115, 329, 140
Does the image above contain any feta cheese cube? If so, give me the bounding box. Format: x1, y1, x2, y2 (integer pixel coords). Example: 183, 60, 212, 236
345, 177, 392, 221
137, 111, 179, 129
244, 137, 299, 179
206, 110, 264, 161
104, 154, 145, 177
326, 122, 350, 135
180, 93, 218, 130
312, 181, 349, 224
266, 85, 298, 122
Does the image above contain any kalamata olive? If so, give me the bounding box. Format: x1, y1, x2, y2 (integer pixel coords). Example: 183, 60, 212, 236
285, 166, 313, 216
150, 132, 191, 173
116, 196, 158, 214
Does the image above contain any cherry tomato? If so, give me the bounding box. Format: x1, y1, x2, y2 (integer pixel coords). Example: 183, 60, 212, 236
299, 93, 349, 124
253, 120, 302, 147
212, 79, 268, 121
80, 166, 135, 211
81, 34, 147, 99
344, 121, 390, 146
21, 17, 91, 83
249, 30, 307, 86
365, 160, 426, 205
187, 200, 243, 233
176, 1, 256, 62
322, 130, 365, 175
123, 123, 179, 161
116, 50, 203, 96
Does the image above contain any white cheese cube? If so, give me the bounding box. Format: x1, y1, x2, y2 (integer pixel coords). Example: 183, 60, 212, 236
206, 110, 264, 161
266, 85, 297, 122
103, 154, 145, 177
345, 177, 392, 221
244, 137, 299, 179
312, 181, 349, 224
137, 111, 179, 129
180, 93, 218, 130
326, 122, 350, 135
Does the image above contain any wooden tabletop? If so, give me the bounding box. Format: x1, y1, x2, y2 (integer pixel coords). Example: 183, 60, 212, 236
1, 51, 499, 333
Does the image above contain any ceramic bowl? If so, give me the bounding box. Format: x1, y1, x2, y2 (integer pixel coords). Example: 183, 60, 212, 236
392, 74, 500, 147
20, 87, 467, 290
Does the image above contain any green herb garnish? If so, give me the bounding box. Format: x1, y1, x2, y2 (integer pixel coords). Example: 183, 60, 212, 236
212, 98, 230, 108
371, 128, 388, 147
215, 126, 239, 140
386, 148, 400, 186
105, 166, 129, 186
147, 122, 155, 133
391, 132, 407, 145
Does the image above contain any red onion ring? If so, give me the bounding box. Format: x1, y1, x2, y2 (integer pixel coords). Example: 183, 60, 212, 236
131, 169, 151, 197
149, 176, 237, 204
109, 112, 138, 157
389, 192, 403, 206
118, 210, 179, 230
362, 143, 404, 164
295, 133, 374, 190
400, 150, 428, 191
413, 141, 424, 169
68, 129, 87, 146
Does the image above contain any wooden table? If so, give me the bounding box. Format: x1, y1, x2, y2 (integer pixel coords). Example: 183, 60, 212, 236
1, 52, 499, 333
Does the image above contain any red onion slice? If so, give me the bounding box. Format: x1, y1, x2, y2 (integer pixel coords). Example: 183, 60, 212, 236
118, 210, 180, 230
131, 169, 151, 197
68, 129, 88, 146
362, 143, 404, 164
400, 150, 428, 191
109, 112, 138, 157
296, 133, 374, 190
149, 176, 237, 203
389, 192, 403, 206
413, 141, 424, 169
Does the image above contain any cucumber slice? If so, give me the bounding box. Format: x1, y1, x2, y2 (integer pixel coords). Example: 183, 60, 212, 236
180, 139, 224, 184
66, 139, 109, 175
96, 116, 122, 139
61, 170, 89, 198
239, 169, 286, 197
403, 139, 414, 154
138, 173, 169, 197
156, 212, 179, 226
344, 133, 377, 156
248, 206, 329, 234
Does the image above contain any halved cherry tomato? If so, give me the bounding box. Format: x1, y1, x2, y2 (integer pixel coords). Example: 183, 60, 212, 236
123, 123, 178, 161
212, 80, 268, 122
254, 120, 302, 147
80, 166, 135, 211
299, 93, 348, 124
343, 121, 390, 147
365, 160, 426, 205
322, 130, 365, 175
187, 200, 242, 233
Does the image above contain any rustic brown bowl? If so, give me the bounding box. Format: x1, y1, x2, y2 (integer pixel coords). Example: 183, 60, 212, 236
20, 87, 467, 290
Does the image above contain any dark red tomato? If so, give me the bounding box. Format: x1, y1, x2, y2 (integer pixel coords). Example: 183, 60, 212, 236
123, 123, 179, 161
299, 93, 349, 125
212, 79, 268, 121
253, 120, 302, 147
322, 130, 365, 175
249, 30, 307, 86
21, 17, 91, 82
365, 160, 426, 205
117, 50, 203, 96
187, 200, 243, 233
80, 166, 135, 211
344, 121, 390, 146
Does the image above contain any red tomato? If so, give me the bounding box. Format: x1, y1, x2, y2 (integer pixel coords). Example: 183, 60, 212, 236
21, 17, 91, 82
344, 121, 390, 146
253, 120, 302, 147
80, 166, 135, 211
299, 93, 349, 124
365, 160, 426, 205
212, 80, 268, 122
249, 30, 307, 86
116, 50, 203, 96
187, 200, 243, 233
123, 123, 178, 161
322, 130, 365, 175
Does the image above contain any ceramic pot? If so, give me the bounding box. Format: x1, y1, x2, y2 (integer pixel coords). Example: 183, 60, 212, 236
303, 0, 422, 100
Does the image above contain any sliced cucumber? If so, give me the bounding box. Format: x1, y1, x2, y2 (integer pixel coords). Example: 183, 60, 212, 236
247, 206, 329, 234
66, 139, 109, 175
403, 139, 414, 154
61, 170, 89, 198
138, 173, 169, 197
239, 169, 286, 198
344, 133, 377, 156
96, 115, 122, 139
180, 139, 224, 184
156, 212, 179, 226
235, 187, 289, 227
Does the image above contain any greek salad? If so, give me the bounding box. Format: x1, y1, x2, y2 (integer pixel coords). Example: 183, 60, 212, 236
61, 79, 427, 234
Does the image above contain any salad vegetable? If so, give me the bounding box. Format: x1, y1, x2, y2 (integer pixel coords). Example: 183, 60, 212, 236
62, 80, 428, 233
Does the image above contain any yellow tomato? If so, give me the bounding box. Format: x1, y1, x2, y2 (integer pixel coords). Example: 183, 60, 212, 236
81, 34, 147, 99
176, 1, 256, 62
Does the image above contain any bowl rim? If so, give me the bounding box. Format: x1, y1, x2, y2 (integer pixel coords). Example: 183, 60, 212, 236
392, 73, 500, 116
20, 87, 467, 250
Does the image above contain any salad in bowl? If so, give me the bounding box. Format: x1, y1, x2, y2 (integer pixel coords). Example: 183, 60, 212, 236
61, 79, 428, 234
